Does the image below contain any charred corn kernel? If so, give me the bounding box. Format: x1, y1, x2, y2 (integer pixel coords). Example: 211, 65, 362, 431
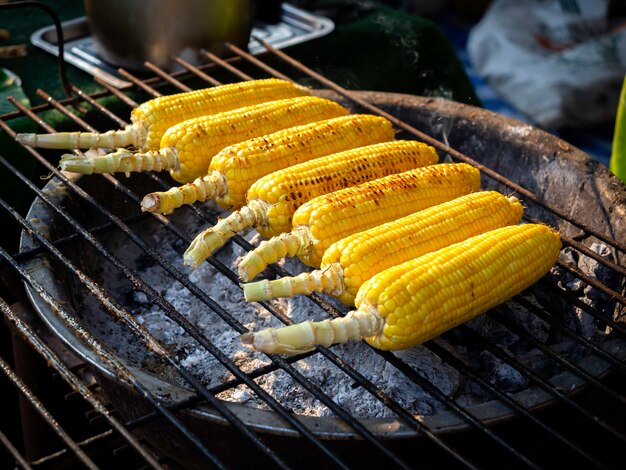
16, 79, 310, 151
183, 140, 438, 268
58, 96, 348, 183
242, 191, 523, 302
140, 114, 395, 214
238, 163, 482, 282
241, 223, 561, 354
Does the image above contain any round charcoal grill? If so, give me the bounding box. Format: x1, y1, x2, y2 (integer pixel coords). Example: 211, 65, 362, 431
3, 41, 626, 469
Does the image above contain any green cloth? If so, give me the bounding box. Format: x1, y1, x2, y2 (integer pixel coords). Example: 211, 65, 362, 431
282, 4, 480, 105
0, 0, 478, 252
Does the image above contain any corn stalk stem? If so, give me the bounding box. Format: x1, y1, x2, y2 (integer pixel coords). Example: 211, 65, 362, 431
183, 199, 269, 268
240, 307, 384, 354
141, 170, 227, 214
16, 124, 142, 149
242, 263, 345, 302
59, 147, 178, 176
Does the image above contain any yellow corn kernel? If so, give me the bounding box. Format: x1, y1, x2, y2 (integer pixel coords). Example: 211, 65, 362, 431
238, 163, 481, 282
241, 223, 561, 354
16, 78, 310, 150
58, 96, 348, 183
242, 191, 524, 304
183, 140, 438, 268
140, 114, 395, 214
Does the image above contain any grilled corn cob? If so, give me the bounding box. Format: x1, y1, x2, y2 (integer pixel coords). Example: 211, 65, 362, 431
242, 191, 523, 304
241, 223, 561, 354
183, 140, 439, 268
140, 114, 395, 214
16, 78, 310, 151
58, 96, 348, 183
238, 163, 482, 282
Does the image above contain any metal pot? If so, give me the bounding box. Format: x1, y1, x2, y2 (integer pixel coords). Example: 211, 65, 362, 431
84, 0, 254, 71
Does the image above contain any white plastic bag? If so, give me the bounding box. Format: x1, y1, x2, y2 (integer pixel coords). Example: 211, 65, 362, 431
467, 0, 626, 129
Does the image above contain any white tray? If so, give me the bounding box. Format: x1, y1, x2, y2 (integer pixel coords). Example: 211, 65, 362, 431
31, 3, 334, 88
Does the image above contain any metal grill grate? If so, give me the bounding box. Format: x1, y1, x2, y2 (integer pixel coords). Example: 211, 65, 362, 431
0, 39, 625, 469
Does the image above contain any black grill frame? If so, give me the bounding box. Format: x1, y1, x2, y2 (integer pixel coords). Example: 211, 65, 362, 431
0, 40, 625, 469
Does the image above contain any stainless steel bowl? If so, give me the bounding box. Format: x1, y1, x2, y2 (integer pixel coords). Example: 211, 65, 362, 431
84, 0, 253, 71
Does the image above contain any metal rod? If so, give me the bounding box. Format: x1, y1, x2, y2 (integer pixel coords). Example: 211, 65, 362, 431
424, 340, 605, 468
460, 321, 626, 442
375, 348, 540, 469
2, 39, 625, 468
117, 68, 162, 98
134, 173, 477, 467
509, 295, 626, 383
143, 61, 192, 92
4, 92, 416, 468
0, 242, 229, 469
0, 355, 100, 470
202, 49, 254, 81
93, 78, 139, 109
0, 298, 164, 469
0, 161, 296, 470
557, 261, 626, 307
249, 36, 626, 254
174, 57, 223, 86
69, 85, 131, 128
0, 429, 32, 470
226, 42, 294, 82
525, 215, 626, 278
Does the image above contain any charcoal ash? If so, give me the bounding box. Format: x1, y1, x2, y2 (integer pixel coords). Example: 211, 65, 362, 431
79, 205, 618, 419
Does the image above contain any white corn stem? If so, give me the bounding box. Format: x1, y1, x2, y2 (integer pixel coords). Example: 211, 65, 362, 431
141, 170, 228, 214
59, 147, 179, 176
240, 306, 384, 354
16, 124, 142, 149
237, 226, 313, 281
183, 199, 269, 268
242, 263, 345, 302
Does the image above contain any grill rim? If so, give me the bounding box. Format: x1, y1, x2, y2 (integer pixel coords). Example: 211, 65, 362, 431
17, 89, 626, 442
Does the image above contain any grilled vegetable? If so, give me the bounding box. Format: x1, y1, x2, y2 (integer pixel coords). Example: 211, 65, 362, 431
58, 96, 348, 183
242, 191, 522, 304
16, 78, 310, 151
238, 163, 482, 282
140, 114, 395, 214
183, 140, 439, 268
241, 223, 561, 354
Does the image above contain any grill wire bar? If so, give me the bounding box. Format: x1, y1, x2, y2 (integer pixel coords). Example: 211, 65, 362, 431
0, 95, 424, 469
0, 58, 616, 470
0, 297, 165, 469
248, 38, 626, 255
0, 133, 321, 468
0, 41, 623, 470
6, 69, 440, 468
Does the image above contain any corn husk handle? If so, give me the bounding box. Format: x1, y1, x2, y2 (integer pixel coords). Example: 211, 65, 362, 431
240, 307, 384, 354
59, 147, 178, 176
183, 199, 268, 268
242, 263, 344, 302
16, 124, 140, 150
237, 226, 314, 281
141, 171, 227, 214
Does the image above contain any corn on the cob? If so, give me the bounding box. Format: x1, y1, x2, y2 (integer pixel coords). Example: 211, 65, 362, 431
242, 191, 523, 304
140, 114, 395, 214
241, 223, 561, 354
16, 78, 311, 151
238, 163, 482, 282
183, 140, 439, 268
58, 96, 348, 183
